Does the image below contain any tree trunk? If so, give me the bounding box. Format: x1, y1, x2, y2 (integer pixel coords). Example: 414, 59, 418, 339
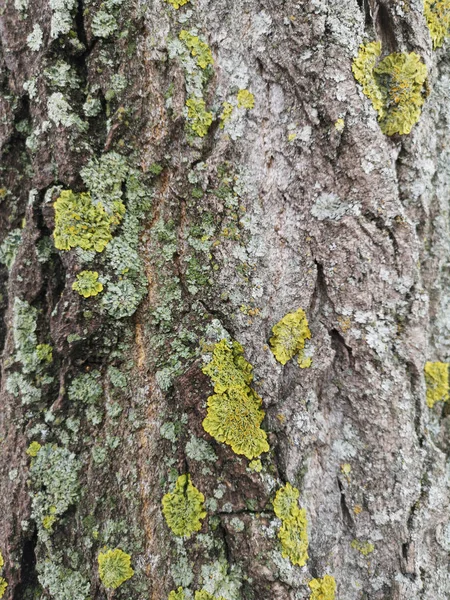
1, 0, 449, 598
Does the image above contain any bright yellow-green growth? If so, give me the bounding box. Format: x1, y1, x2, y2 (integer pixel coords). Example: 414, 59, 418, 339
36, 344, 53, 363
186, 98, 213, 137
237, 89, 255, 109
424, 0, 450, 48
0, 552, 3, 569
179, 31, 213, 69
0, 578, 7, 599
98, 548, 134, 590
26, 441, 42, 457
72, 270, 104, 298
249, 459, 262, 472
273, 483, 309, 567
195, 592, 226, 600
202, 339, 269, 459
169, 588, 186, 600
54, 190, 124, 252
351, 539, 375, 555
166, 0, 190, 8
352, 43, 428, 135
424, 361, 449, 407
334, 118, 345, 132
270, 308, 312, 367
220, 102, 233, 128
308, 575, 336, 600
162, 474, 206, 537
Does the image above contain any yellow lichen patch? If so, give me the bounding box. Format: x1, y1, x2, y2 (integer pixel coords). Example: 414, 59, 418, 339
0, 552, 3, 569
72, 270, 104, 298
202, 339, 269, 459
186, 97, 213, 138
424, 361, 449, 407
169, 587, 186, 600
162, 474, 206, 537
334, 118, 345, 132
351, 539, 374, 556
308, 575, 336, 600
219, 102, 234, 128
352, 42, 428, 135
98, 547, 134, 590
269, 308, 312, 367
179, 31, 213, 69
0, 578, 7, 599
165, 0, 190, 8
26, 441, 42, 457
237, 89, 255, 109
195, 592, 226, 600
273, 483, 309, 566
424, 0, 450, 48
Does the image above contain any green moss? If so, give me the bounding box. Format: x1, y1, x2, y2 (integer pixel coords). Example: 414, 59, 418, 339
166, 0, 190, 7
352, 43, 428, 135
72, 270, 103, 298
269, 308, 312, 367
424, 361, 449, 407
351, 539, 374, 556
179, 31, 213, 69
273, 483, 309, 567
169, 588, 186, 600
237, 89, 255, 109
53, 190, 122, 252
308, 575, 336, 600
424, 0, 450, 48
162, 474, 206, 537
186, 97, 213, 138
202, 339, 269, 460
26, 441, 42, 457
98, 547, 134, 589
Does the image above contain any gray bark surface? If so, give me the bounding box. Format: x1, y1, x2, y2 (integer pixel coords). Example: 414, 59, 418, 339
0, 0, 449, 598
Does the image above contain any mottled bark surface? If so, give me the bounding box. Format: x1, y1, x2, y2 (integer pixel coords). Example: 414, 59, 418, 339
1, 0, 450, 598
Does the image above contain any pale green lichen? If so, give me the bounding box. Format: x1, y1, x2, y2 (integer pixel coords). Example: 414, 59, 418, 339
237, 89, 255, 109
202, 339, 269, 459
424, 0, 450, 48
273, 483, 309, 567
68, 370, 103, 404
98, 548, 134, 589
186, 97, 213, 138
308, 575, 336, 600
270, 308, 312, 367
49, 0, 77, 39
29, 444, 80, 535
424, 361, 449, 407
352, 42, 428, 135
179, 31, 213, 69
27, 24, 44, 51
162, 474, 206, 537
0, 229, 22, 270
53, 190, 123, 252
47, 93, 86, 131
72, 271, 104, 298
38, 560, 90, 600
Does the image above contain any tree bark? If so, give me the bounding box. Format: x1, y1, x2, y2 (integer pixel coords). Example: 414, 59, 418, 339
1, 0, 450, 599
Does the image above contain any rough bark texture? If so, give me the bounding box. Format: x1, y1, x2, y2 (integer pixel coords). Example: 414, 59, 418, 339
1, 0, 450, 599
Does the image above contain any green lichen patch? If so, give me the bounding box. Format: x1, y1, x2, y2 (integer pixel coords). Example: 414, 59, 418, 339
53, 190, 121, 252
424, 361, 449, 407
186, 97, 213, 138
98, 547, 134, 590
38, 560, 90, 600
202, 339, 269, 459
273, 483, 309, 567
0, 578, 6, 599
237, 89, 255, 110
424, 0, 450, 48
195, 592, 226, 600
0, 228, 22, 270
179, 31, 213, 69
72, 271, 104, 298
308, 575, 336, 600
26, 441, 42, 457
269, 308, 312, 367
162, 474, 206, 537
352, 42, 428, 135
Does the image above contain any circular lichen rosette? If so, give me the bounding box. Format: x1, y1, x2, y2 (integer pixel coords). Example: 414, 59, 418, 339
97, 547, 134, 590
162, 474, 206, 537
